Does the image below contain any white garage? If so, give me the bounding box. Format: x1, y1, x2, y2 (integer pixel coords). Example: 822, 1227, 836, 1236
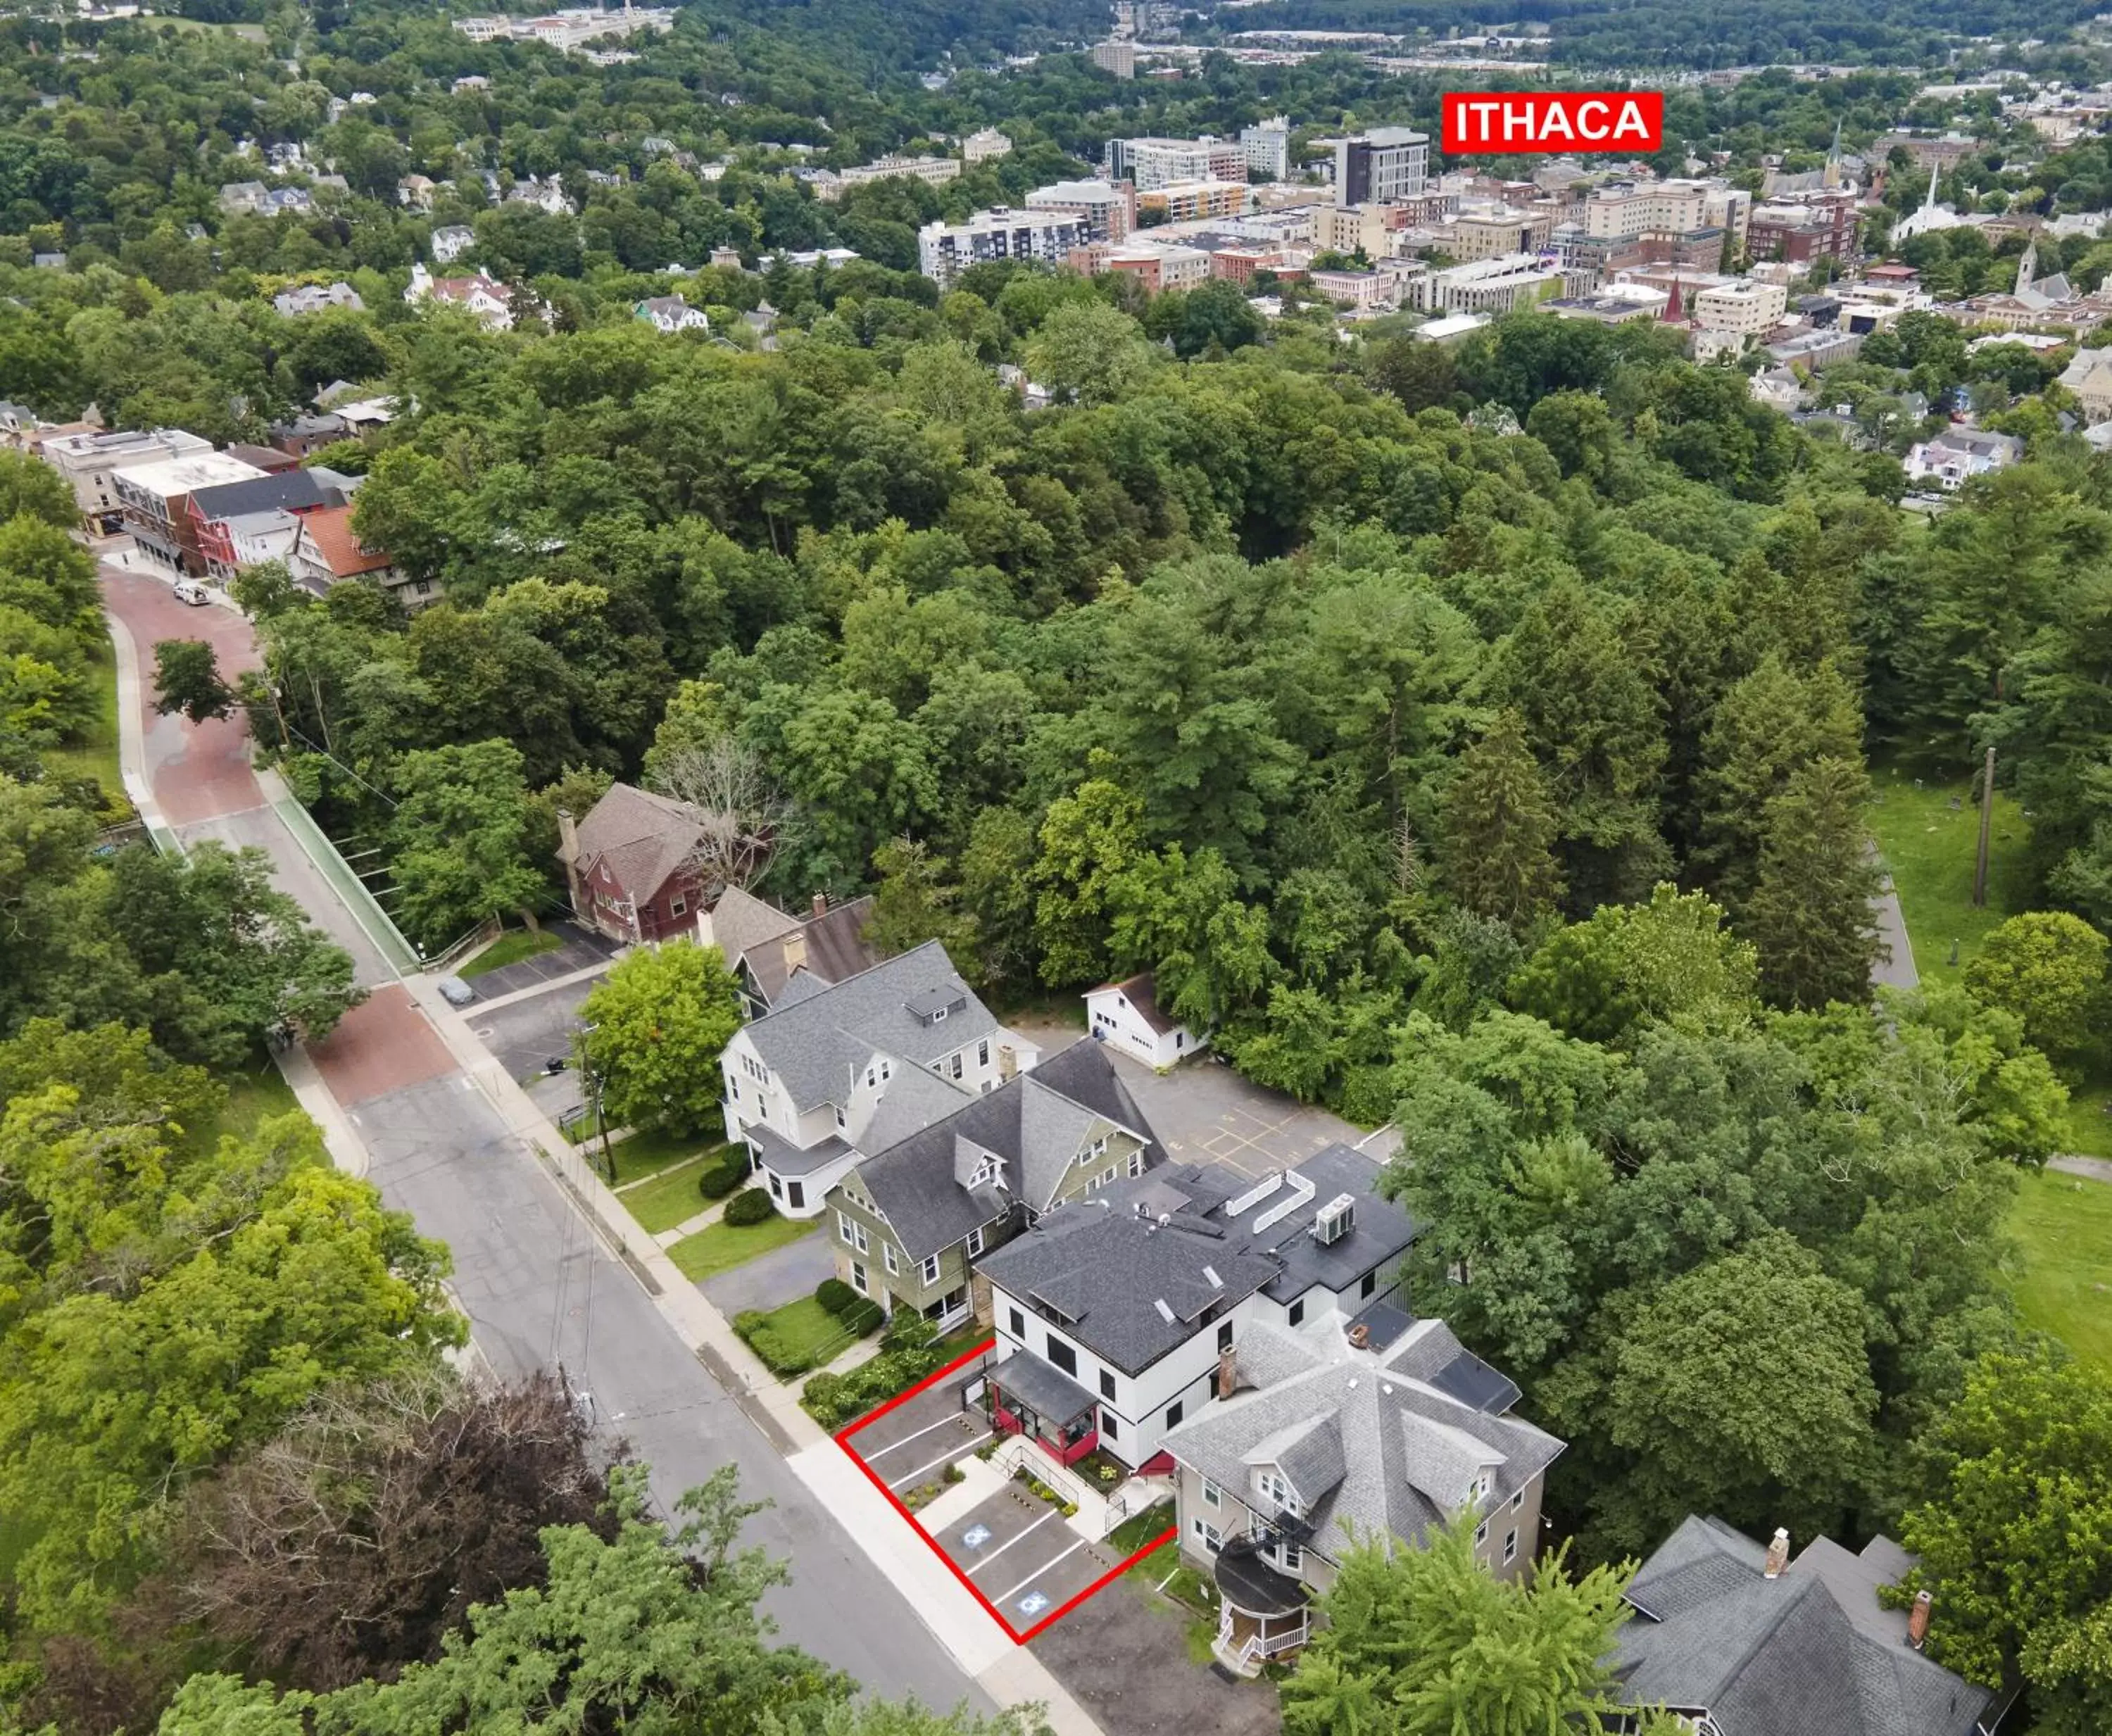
1083, 972, 1204, 1071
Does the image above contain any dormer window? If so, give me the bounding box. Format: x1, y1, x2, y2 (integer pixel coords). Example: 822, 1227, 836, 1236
1255, 1469, 1302, 1518
932, 1005, 947, 1023
1469, 1470, 1493, 1507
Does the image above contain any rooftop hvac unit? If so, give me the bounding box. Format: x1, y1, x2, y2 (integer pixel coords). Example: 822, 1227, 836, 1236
1313, 1193, 1357, 1246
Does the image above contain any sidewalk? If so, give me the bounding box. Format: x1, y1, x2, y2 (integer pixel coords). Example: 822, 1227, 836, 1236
397, 976, 1107, 1733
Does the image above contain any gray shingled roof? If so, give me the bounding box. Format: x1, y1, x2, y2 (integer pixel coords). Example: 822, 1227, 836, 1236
743, 940, 999, 1115
1162, 1316, 1564, 1559
976, 1144, 1419, 1375
710, 886, 802, 970
850, 1039, 1160, 1262
187, 468, 334, 522
1613, 1516, 1997, 1736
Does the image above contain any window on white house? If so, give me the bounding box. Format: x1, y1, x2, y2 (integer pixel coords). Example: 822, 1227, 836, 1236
1100, 1411, 1117, 1440
1047, 1337, 1078, 1377
1503, 1529, 1518, 1564
850, 1221, 868, 1254
950, 1052, 964, 1080
1100, 1369, 1117, 1400
1288, 1299, 1305, 1326
1511, 1489, 1525, 1512
884, 1243, 900, 1276
1218, 1321, 1234, 1352
1167, 1400, 1184, 1429
1009, 1307, 1025, 1338
850, 1262, 867, 1294
1361, 1271, 1377, 1298
835, 1105, 846, 1129
933, 1006, 947, 1022
1193, 1519, 1221, 1554
1278, 1540, 1302, 1572
920, 1253, 941, 1285
1128, 1150, 1145, 1176
967, 1226, 985, 1257
979, 1038, 989, 1067
1200, 1476, 1219, 1507
1475, 1517, 1489, 1546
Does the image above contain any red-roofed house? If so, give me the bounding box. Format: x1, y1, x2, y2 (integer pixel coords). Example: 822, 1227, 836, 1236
284, 505, 432, 608
404, 262, 515, 329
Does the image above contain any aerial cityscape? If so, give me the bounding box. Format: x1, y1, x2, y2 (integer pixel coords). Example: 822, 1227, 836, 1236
0, 0, 2107, 1732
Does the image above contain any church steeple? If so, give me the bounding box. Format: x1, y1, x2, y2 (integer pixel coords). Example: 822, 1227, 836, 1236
2016, 238, 2038, 298
1824, 117, 1843, 189
1663, 276, 1685, 321
1923, 160, 1940, 210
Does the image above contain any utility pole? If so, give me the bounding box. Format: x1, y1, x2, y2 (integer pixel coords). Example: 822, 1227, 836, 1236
1973, 745, 1996, 908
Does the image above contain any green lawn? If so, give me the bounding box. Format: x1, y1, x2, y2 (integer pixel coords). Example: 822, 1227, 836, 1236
2061, 1083, 2112, 1161
1867, 763, 2034, 986
39, 647, 128, 820
620, 1152, 724, 1235
2006, 1167, 2112, 1371
735, 1295, 861, 1375
219, 1058, 302, 1140
667, 1211, 817, 1282
460, 926, 563, 979
610, 1131, 728, 1188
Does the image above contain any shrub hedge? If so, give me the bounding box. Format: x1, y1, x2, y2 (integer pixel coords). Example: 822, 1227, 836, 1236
722, 1187, 776, 1227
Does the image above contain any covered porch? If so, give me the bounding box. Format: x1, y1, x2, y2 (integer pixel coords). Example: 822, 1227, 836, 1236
1212, 1543, 1311, 1677
984, 1352, 1099, 1469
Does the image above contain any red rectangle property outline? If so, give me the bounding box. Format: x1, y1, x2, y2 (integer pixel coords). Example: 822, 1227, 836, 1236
836, 1336, 1179, 1643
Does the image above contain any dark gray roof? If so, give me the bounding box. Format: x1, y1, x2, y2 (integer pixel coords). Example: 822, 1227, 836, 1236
748, 1122, 853, 1179
1614, 1516, 1997, 1736
187, 468, 335, 522
849, 1040, 1159, 1262
743, 941, 1000, 1114
989, 1349, 1095, 1426
1162, 1316, 1563, 1559
976, 1144, 1418, 1376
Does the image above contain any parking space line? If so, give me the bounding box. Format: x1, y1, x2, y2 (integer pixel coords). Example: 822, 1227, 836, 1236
991, 1535, 1090, 1605
962, 1507, 1060, 1574
860, 1409, 979, 1462
886, 1430, 991, 1490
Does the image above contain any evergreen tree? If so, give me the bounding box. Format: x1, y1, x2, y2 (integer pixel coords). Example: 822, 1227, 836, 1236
1743, 756, 1883, 1009
1693, 653, 1862, 907
1439, 708, 1564, 932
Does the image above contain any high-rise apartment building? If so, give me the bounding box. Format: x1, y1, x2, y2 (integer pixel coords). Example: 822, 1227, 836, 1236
1335, 127, 1428, 208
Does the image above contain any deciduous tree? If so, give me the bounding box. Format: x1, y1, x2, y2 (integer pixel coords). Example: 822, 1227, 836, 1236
577, 939, 742, 1138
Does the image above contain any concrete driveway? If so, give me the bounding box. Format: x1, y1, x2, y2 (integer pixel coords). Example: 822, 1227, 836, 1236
1105, 1049, 1388, 1176
703, 1229, 840, 1315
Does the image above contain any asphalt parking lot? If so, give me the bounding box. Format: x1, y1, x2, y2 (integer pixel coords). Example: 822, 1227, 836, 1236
1105, 1047, 1396, 1176
465, 922, 616, 1000
469, 975, 604, 1083
844, 1365, 993, 1485
941, 1483, 1118, 1633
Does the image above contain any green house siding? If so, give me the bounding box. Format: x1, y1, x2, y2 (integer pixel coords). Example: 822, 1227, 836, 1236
1043, 1122, 1150, 1209
824, 1175, 1010, 1314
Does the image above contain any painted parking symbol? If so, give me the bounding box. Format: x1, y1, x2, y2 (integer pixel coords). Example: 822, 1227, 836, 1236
961, 1523, 992, 1550
1017, 1590, 1051, 1618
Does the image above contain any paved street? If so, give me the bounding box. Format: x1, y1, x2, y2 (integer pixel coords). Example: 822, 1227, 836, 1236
470, 974, 603, 1081
98, 559, 1003, 1718
465, 920, 617, 999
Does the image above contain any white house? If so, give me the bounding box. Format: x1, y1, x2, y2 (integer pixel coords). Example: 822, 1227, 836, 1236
430, 224, 476, 264
2059, 345, 2112, 423
1163, 1312, 1561, 1675
1084, 971, 1203, 1070
634, 294, 711, 333
719, 941, 1041, 1217
272, 281, 364, 316
1904, 427, 2024, 491
976, 1145, 1417, 1473
405, 263, 513, 330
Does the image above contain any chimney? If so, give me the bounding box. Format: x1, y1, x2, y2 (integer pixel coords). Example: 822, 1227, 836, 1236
1908, 1590, 1931, 1650
811, 891, 828, 917
555, 806, 579, 864
1763, 1528, 1790, 1580
783, 931, 807, 975
1347, 1322, 1370, 1350
1216, 1347, 1238, 1400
